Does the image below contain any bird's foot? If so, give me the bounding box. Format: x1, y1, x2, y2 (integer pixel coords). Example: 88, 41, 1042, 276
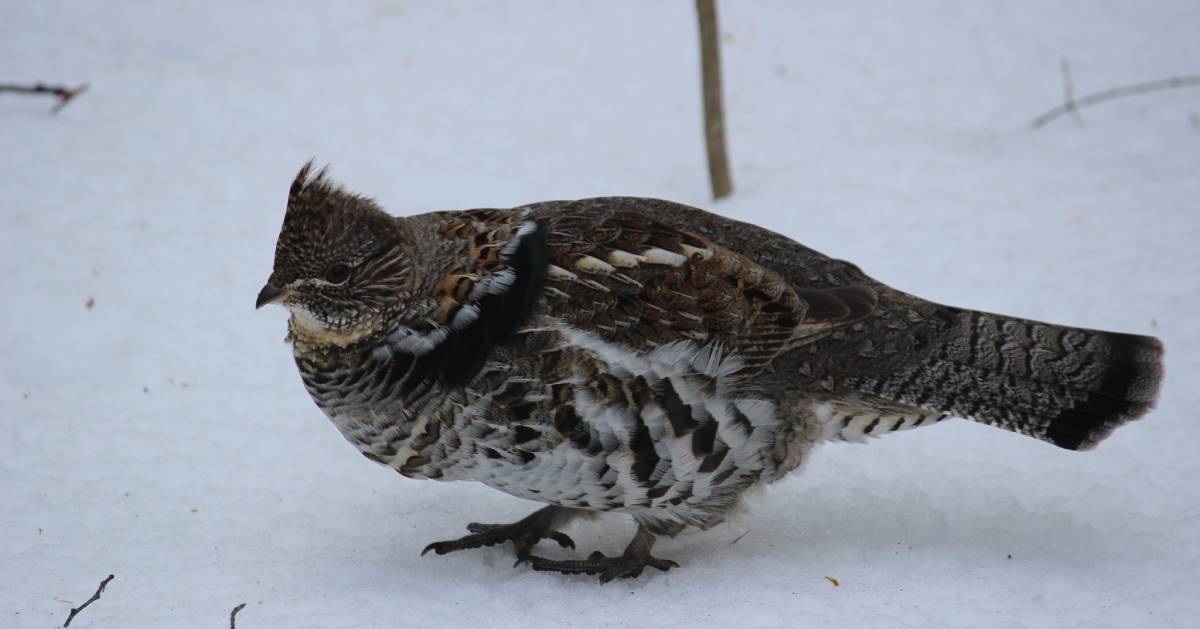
422, 505, 575, 561
527, 550, 679, 583
525, 526, 678, 583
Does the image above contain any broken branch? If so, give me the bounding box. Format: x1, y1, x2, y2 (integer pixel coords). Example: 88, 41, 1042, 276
63, 574, 114, 627
1030, 71, 1200, 129
0, 81, 89, 114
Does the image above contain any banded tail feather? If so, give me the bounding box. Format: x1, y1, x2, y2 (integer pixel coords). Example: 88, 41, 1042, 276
842, 307, 1164, 450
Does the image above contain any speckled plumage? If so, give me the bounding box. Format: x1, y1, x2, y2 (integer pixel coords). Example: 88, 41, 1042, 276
258, 163, 1164, 581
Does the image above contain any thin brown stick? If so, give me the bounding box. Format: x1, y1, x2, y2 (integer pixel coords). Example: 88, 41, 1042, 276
1030, 72, 1200, 129
230, 602, 247, 629
695, 0, 733, 199
0, 82, 89, 114
63, 574, 114, 627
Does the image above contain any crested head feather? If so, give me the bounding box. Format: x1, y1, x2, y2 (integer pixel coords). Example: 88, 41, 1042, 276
288, 159, 330, 204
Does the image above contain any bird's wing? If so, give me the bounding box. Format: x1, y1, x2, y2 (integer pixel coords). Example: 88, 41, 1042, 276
530, 204, 878, 374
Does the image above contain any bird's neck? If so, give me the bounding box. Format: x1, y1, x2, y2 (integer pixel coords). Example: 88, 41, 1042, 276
286, 312, 392, 353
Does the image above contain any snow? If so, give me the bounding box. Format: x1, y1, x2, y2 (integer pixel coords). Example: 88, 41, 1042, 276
2, 1, 1198, 627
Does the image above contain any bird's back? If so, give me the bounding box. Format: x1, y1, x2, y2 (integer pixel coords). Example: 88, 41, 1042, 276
522, 197, 1162, 451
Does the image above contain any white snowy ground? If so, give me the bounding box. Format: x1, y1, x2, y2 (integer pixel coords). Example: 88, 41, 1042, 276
2, 1, 1198, 627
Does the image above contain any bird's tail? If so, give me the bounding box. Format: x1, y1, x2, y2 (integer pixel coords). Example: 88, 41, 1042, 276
831, 308, 1164, 450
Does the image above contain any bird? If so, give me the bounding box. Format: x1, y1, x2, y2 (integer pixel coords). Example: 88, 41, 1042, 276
257, 162, 1164, 582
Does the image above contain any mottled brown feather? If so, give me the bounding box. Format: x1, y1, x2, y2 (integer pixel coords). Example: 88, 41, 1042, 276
530, 207, 878, 374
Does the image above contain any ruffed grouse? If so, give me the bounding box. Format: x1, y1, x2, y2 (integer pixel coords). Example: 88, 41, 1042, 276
257, 162, 1163, 582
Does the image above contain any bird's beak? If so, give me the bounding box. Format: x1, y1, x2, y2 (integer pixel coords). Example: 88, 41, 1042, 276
256, 281, 286, 309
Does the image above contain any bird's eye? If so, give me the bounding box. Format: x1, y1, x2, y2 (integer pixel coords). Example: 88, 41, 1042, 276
325, 263, 352, 285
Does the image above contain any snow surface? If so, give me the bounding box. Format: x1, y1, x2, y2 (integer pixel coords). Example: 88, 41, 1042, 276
3, 1, 1199, 627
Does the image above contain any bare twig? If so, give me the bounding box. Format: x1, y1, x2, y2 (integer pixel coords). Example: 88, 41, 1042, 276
0, 82, 89, 114
63, 574, 114, 627
1059, 59, 1084, 126
1030, 71, 1200, 129
230, 602, 247, 629
695, 0, 733, 199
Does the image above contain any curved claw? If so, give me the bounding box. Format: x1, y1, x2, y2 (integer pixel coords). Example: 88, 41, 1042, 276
421, 531, 499, 556
547, 531, 575, 549
421, 533, 499, 556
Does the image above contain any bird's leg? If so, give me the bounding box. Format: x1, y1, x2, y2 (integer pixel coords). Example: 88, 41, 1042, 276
422, 505, 578, 562
526, 524, 678, 583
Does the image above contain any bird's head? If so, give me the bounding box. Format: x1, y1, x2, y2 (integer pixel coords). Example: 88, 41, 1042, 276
257, 162, 416, 347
